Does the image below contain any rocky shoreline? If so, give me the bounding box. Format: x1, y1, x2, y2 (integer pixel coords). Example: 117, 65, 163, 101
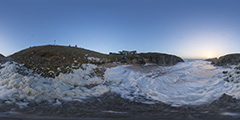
206, 54, 240, 67
1, 46, 240, 119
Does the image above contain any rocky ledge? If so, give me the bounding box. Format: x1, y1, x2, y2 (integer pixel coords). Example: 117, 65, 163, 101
137, 53, 184, 66
206, 54, 240, 66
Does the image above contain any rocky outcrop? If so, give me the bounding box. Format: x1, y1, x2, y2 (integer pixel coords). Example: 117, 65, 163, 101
0, 53, 4, 57
0, 54, 12, 63
121, 53, 184, 66
207, 54, 240, 66
205, 57, 218, 64
216, 54, 240, 66
222, 64, 240, 83
138, 53, 184, 66
0, 54, 4, 63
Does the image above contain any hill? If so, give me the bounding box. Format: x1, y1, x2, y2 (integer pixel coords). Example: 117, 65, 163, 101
10, 45, 184, 77
10, 45, 110, 77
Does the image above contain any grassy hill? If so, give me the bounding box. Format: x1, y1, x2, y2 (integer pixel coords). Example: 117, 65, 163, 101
10, 45, 111, 77
10, 45, 184, 77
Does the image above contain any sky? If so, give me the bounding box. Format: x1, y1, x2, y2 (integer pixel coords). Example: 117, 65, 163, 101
0, 0, 240, 58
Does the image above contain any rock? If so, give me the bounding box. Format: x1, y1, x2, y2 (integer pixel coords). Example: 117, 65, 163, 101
222, 71, 228, 74
138, 53, 184, 66
215, 54, 240, 66
211, 93, 239, 107
111, 52, 183, 66
223, 78, 229, 82
0, 53, 4, 57
123, 57, 146, 65
234, 66, 240, 70
205, 57, 218, 64
0, 53, 13, 63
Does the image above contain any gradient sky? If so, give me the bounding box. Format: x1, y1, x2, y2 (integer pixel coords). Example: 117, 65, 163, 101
0, 0, 240, 58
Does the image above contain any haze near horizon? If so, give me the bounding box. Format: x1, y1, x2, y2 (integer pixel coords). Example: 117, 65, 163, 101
0, 0, 240, 58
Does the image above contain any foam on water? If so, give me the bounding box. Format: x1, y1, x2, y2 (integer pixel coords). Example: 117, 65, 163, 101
0, 62, 109, 103
0, 60, 240, 107
104, 60, 238, 106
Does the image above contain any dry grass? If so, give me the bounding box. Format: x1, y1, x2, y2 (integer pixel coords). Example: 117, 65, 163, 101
10, 45, 110, 77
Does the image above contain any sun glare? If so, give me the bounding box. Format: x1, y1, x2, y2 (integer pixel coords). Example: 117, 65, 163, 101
207, 54, 212, 58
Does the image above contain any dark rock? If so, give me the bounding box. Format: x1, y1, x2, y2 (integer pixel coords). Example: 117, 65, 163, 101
0, 53, 4, 58
222, 71, 228, 74
210, 93, 239, 107
215, 54, 240, 66
223, 78, 229, 82
235, 66, 240, 70
205, 57, 218, 64
10, 45, 184, 77
137, 53, 184, 66
0, 53, 13, 63
111, 52, 183, 66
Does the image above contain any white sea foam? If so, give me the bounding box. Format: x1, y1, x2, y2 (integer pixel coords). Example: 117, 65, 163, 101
1, 60, 240, 107
101, 110, 128, 114
220, 112, 240, 116
87, 57, 100, 62
104, 60, 238, 106
0, 62, 109, 103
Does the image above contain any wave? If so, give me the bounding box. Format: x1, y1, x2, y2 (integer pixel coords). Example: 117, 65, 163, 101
0, 60, 239, 107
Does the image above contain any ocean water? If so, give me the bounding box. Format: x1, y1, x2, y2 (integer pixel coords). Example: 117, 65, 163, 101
0, 60, 239, 107
105, 60, 235, 106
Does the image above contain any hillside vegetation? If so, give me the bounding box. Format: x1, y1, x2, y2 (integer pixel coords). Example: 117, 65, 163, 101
10, 45, 110, 77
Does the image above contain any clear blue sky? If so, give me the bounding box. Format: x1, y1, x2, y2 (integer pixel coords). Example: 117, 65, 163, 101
0, 0, 240, 58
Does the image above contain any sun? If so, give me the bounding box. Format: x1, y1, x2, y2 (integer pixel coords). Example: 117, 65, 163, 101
207, 54, 212, 58
205, 50, 215, 58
